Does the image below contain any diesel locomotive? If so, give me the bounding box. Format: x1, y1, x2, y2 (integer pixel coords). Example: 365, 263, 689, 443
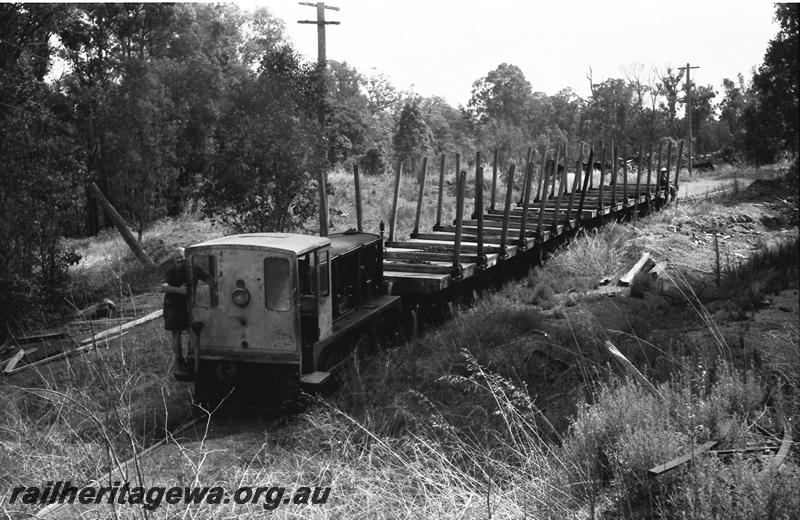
182, 230, 401, 407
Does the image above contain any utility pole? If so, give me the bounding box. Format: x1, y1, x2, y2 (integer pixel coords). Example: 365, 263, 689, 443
679, 62, 699, 176
298, 2, 340, 67
299, 2, 340, 237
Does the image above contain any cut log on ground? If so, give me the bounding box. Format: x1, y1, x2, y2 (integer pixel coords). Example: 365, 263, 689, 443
619, 252, 651, 286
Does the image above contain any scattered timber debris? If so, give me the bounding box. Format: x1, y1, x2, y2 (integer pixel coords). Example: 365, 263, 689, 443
649, 418, 792, 477
1, 309, 163, 377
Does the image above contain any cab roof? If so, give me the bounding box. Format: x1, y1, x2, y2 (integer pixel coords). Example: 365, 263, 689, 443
329, 231, 380, 258
188, 233, 330, 256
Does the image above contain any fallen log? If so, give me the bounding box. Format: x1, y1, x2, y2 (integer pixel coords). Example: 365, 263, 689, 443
71, 317, 131, 327
79, 309, 162, 345
87, 183, 156, 270
619, 252, 651, 286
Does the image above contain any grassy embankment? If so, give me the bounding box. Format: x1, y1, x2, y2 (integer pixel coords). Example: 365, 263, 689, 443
1, 164, 798, 519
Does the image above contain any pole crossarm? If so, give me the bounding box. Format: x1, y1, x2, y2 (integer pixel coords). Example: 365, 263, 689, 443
297, 1, 340, 66
299, 1, 340, 10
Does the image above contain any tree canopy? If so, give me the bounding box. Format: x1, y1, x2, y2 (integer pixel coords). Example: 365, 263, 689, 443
1, 2, 797, 332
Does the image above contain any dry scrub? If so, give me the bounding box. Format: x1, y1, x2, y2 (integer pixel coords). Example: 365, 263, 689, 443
3, 169, 798, 519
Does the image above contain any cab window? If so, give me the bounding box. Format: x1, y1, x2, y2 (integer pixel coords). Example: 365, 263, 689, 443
264, 257, 291, 311
318, 250, 330, 297
192, 255, 217, 308
298, 252, 317, 296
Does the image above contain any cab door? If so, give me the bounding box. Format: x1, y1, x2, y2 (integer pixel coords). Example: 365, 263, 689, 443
190, 249, 299, 362
298, 247, 331, 372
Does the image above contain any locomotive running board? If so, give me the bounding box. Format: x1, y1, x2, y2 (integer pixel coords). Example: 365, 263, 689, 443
300, 370, 331, 389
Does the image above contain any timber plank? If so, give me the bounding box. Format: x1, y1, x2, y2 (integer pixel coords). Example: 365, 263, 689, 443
648, 441, 718, 476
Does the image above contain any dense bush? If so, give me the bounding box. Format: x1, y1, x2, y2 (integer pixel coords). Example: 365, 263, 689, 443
0, 65, 83, 332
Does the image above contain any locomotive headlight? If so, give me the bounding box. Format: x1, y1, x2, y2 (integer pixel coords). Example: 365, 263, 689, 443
231, 287, 251, 307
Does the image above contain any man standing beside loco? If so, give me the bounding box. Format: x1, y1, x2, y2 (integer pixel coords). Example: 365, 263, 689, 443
159, 247, 189, 376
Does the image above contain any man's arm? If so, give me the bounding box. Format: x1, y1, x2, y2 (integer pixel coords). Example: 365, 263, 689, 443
160, 283, 187, 295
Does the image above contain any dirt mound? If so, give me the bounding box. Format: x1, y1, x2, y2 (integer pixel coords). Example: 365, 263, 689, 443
673, 212, 756, 234
737, 175, 799, 226
741, 178, 785, 200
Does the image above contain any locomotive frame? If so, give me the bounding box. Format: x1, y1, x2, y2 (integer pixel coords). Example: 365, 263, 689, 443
184, 230, 401, 407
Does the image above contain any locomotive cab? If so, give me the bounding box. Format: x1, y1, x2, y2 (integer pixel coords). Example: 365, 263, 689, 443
185, 231, 400, 407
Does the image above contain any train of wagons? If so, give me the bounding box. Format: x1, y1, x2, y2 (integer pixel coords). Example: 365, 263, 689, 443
180, 142, 683, 407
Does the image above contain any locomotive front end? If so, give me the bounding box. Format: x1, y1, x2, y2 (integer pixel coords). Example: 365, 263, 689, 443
185, 233, 330, 407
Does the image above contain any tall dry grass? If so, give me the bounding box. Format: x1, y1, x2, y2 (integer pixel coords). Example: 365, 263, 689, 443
0, 322, 190, 518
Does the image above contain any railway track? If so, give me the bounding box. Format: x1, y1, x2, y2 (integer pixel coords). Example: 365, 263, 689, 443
18, 144, 787, 520
34, 416, 204, 520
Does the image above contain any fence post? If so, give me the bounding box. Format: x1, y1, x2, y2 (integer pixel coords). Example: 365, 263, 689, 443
499, 163, 516, 256
434, 154, 445, 230
411, 157, 428, 237
388, 161, 402, 243
452, 170, 467, 279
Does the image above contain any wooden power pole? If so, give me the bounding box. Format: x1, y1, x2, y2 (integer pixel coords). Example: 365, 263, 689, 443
299, 2, 340, 237
679, 62, 699, 176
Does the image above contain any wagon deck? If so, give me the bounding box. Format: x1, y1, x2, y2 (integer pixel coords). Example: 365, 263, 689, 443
381, 148, 672, 295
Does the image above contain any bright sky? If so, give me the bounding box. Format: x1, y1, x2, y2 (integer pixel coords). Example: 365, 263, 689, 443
242, 0, 779, 106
